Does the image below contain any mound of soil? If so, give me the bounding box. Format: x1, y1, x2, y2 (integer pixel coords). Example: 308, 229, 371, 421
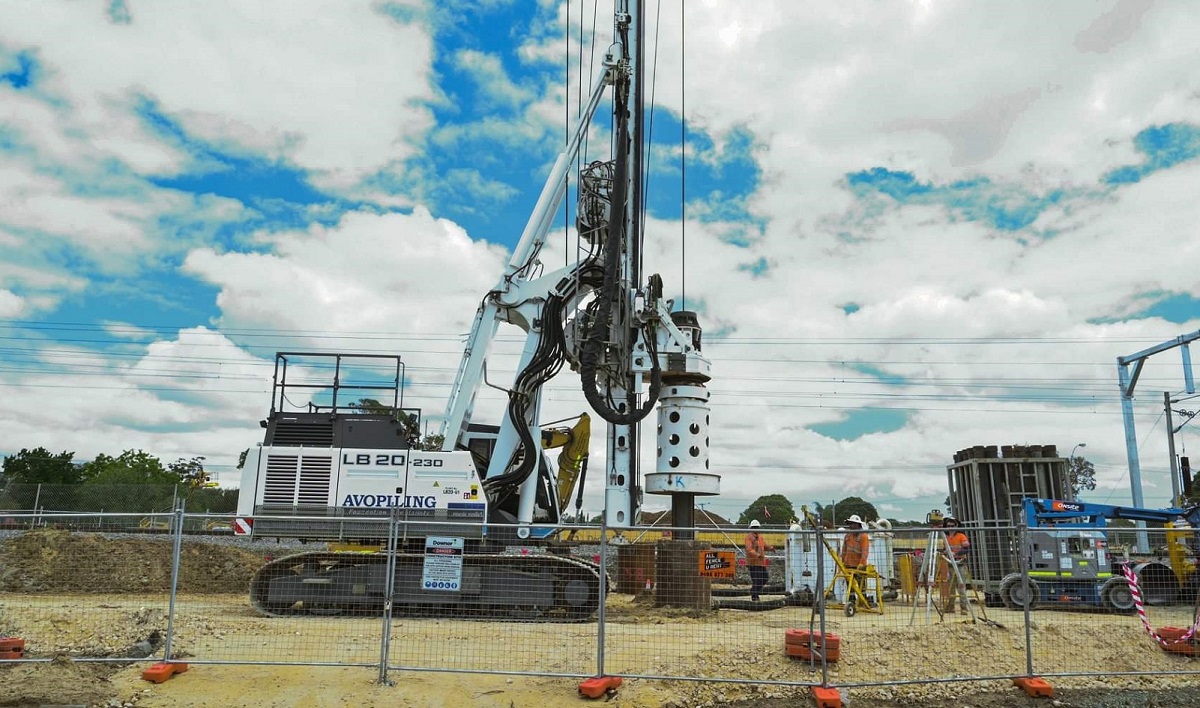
0, 530, 265, 593
0, 655, 121, 708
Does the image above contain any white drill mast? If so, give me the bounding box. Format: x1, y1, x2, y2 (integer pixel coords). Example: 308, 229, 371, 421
439, 0, 717, 534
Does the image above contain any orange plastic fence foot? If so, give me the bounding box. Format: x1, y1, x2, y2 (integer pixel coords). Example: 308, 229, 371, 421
0, 637, 25, 660
785, 629, 842, 662
578, 675, 622, 699
141, 662, 189, 683
1156, 626, 1200, 656
1012, 676, 1054, 697
810, 685, 843, 708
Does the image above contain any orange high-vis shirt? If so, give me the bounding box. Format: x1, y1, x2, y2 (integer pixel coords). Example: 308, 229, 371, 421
841, 532, 870, 567
745, 533, 767, 567
946, 531, 969, 558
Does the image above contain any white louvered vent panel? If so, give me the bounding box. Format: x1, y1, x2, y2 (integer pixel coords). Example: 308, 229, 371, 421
297, 455, 333, 505
263, 455, 300, 505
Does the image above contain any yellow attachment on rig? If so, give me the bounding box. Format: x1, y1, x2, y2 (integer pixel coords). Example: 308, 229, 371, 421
1165, 522, 1196, 587
543, 413, 591, 512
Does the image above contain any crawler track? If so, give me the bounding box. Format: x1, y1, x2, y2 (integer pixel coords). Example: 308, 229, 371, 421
250, 550, 604, 622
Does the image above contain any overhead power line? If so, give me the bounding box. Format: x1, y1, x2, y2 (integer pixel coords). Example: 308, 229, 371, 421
0, 318, 1181, 345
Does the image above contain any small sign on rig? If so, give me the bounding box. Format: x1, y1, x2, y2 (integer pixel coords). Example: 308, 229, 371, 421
698, 550, 735, 578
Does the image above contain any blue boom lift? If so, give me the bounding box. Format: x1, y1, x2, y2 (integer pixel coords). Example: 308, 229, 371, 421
996, 499, 1200, 612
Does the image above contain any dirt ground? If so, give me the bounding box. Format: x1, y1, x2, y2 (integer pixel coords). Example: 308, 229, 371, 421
4, 530, 1200, 707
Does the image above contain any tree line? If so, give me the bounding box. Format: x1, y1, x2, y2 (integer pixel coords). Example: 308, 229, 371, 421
735, 494, 884, 529
734, 455, 1100, 529
0, 447, 237, 514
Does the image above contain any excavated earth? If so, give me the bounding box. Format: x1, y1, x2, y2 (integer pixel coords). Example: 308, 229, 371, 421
3, 529, 1200, 707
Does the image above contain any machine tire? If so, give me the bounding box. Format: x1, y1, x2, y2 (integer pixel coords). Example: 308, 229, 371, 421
999, 573, 1038, 611
844, 601, 856, 617
1132, 562, 1179, 606
1100, 576, 1136, 613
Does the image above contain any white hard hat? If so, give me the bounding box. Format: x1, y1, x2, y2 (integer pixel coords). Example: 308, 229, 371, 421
749, 519, 761, 528
845, 514, 864, 527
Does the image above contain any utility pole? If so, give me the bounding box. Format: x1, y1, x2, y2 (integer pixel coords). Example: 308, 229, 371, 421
1117, 329, 1199, 552
1166, 392, 1180, 506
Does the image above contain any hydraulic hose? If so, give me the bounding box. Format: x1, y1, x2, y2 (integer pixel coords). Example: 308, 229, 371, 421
578, 91, 661, 427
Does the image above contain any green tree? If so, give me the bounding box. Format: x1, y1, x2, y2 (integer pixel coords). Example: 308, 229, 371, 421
350, 398, 427, 445
0, 448, 82, 510
818, 496, 879, 527
73, 450, 177, 513
737, 494, 796, 527
168, 456, 210, 488
1069, 456, 1096, 497
81, 450, 174, 485
349, 398, 394, 415
187, 487, 240, 513
2, 447, 81, 484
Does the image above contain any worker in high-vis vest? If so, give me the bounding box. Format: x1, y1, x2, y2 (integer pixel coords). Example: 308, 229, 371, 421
833, 515, 871, 605
840, 515, 871, 571
744, 519, 772, 602
939, 516, 971, 614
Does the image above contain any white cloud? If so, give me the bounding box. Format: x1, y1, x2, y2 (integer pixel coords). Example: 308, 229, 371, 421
4, 1, 1199, 522
0, 329, 271, 479
101, 321, 157, 341
0, 0, 437, 187
183, 208, 510, 338
0, 288, 24, 316
1075, 0, 1155, 54
455, 49, 535, 110
0, 152, 250, 276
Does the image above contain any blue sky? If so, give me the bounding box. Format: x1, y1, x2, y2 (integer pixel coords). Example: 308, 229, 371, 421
1, 0, 1199, 522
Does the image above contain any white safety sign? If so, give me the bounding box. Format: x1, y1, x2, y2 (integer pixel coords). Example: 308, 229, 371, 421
422, 536, 464, 592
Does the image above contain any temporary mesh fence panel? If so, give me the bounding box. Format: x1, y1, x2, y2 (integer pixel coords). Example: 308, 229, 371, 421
163, 512, 383, 667
600, 523, 1036, 687
383, 521, 599, 678
0, 513, 173, 666
888, 523, 1029, 684
597, 523, 814, 686
1024, 523, 1200, 679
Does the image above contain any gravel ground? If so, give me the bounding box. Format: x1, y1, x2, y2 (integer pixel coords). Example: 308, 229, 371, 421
714, 685, 1200, 707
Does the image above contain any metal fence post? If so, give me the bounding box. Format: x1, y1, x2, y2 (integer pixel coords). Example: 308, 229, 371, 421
1020, 523, 1034, 677
816, 525, 829, 687
378, 511, 400, 685
31, 484, 41, 529
596, 516, 609, 678
162, 499, 186, 663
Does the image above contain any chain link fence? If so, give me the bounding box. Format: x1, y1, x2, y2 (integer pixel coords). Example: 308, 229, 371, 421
3, 511, 1200, 696
0, 482, 238, 532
